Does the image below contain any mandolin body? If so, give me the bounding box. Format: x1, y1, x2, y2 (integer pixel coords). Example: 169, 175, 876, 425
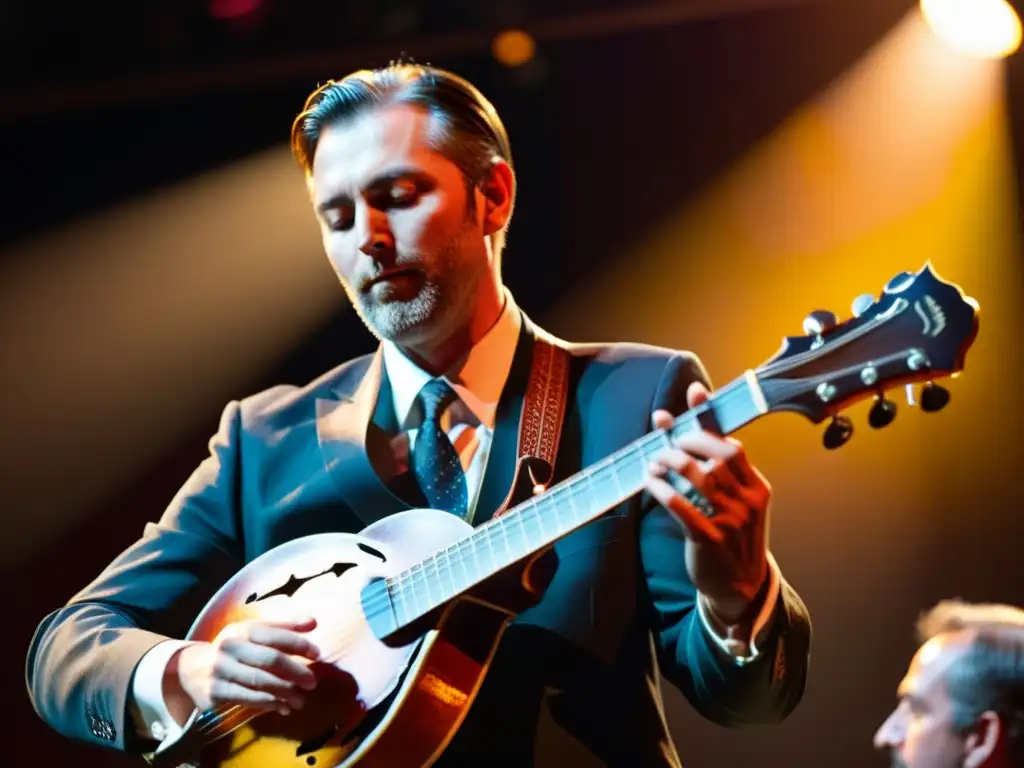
147, 508, 535, 768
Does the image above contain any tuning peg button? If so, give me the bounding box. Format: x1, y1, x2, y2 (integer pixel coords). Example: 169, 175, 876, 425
823, 415, 853, 450
920, 382, 950, 412
884, 271, 915, 294
851, 293, 874, 318
803, 310, 838, 336
868, 395, 897, 428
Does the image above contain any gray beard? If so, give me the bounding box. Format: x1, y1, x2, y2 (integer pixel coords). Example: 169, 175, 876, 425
355, 277, 450, 344
349, 224, 485, 347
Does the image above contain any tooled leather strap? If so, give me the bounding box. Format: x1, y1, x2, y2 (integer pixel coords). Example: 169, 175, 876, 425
492, 331, 570, 519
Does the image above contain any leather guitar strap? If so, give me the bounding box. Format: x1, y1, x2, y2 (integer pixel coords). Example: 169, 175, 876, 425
492, 331, 570, 519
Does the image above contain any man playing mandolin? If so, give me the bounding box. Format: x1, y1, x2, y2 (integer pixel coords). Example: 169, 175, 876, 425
27, 64, 812, 766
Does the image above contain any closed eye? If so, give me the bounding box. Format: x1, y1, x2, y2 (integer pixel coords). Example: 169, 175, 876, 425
323, 205, 354, 232
370, 178, 424, 210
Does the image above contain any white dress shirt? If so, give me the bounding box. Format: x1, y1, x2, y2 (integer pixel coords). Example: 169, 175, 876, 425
130, 288, 781, 749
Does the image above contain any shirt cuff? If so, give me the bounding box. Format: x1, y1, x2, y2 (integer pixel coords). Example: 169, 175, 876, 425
697, 551, 782, 665
129, 638, 199, 747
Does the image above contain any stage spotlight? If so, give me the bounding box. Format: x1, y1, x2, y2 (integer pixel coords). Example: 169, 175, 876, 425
921, 0, 1022, 58
492, 29, 536, 67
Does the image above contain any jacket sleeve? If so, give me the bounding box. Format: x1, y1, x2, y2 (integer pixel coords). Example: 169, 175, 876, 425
637, 352, 812, 726
25, 400, 246, 753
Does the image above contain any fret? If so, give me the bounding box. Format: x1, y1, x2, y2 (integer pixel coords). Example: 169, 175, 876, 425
456, 538, 473, 587
515, 505, 530, 555
400, 583, 413, 627
565, 483, 581, 529
610, 457, 625, 498
388, 581, 406, 627
484, 525, 497, 573
537, 493, 560, 540
642, 430, 671, 461
433, 550, 449, 599
510, 515, 525, 563
423, 559, 439, 608
617, 446, 647, 490
499, 517, 513, 564
448, 544, 464, 594
470, 528, 487, 575
471, 535, 482, 583
535, 499, 547, 539
439, 546, 457, 596
413, 568, 426, 617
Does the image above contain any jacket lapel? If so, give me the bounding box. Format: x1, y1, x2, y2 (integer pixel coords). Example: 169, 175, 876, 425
470, 314, 539, 525
315, 348, 416, 527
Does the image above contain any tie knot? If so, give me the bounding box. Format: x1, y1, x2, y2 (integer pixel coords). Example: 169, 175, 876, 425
417, 379, 457, 423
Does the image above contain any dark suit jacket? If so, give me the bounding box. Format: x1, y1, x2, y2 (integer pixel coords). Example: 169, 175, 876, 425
25, 310, 811, 767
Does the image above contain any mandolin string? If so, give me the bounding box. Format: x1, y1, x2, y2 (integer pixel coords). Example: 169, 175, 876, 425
756, 309, 891, 380
193, 333, 898, 742
191, 382, 757, 738
320, 380, 755, 636
192, 380, 762, 739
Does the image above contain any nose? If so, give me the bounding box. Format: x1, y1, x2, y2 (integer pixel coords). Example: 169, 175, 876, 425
356, 203, 394, 258
873, 712, 900, 751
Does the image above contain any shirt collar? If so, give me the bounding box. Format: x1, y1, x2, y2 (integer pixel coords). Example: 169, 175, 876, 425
381, 288, 523, 432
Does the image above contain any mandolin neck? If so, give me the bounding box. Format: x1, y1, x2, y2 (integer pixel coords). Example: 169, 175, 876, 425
378, 371, 768, 631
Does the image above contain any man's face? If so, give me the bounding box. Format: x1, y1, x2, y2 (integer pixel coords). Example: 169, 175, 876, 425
874, 635, 972, 768
309, 102, 492, 346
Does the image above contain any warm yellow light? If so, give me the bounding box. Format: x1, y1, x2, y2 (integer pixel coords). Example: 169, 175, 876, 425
921, 0, 1022, 58
491, 29, 536, 67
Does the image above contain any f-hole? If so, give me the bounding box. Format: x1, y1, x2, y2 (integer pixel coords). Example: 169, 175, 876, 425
296, 724, 339, 759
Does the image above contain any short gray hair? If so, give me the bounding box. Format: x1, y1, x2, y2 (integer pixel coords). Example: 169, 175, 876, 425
916, 599, 1024, 764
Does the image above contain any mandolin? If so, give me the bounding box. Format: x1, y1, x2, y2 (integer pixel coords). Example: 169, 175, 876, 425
146, 262, 979, 768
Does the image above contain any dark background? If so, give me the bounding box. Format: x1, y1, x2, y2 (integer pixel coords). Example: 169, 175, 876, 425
3, 1, 1023, 766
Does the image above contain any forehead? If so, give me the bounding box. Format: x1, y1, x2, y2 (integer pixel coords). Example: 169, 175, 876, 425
900, 634, 968, 698
310, 103, 441, 195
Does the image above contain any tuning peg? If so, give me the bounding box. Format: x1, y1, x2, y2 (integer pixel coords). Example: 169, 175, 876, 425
868, 394, 897, 428
884, 271, 915, 294
851, 293, 874, 318
920, 381, 950, 412
823, 415, 854, 450
803, 309, 838, 336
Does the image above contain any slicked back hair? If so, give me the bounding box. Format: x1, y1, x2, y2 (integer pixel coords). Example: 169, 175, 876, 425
291, 63, 515, 257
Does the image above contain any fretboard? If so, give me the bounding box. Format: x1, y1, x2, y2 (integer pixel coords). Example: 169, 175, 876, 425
384, 370, 768, 629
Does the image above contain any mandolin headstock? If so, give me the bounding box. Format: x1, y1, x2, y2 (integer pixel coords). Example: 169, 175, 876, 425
754, 262, 979, 449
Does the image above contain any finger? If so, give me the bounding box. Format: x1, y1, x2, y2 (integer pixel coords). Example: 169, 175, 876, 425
686, 380, 710, 409
248, 624, 322, 661
649, 447, 699, 479
644, 468, 723, 544
653, 451, 745, 517
729, 476, 771, 514
208, 679, 283, 711
651, 408, 675, 431
251, 614, 318, 633
214, 655, 307, 709
231, 641, 318, 691
701, 459, 746, 501
652, 447, 726, 501
672, 432, 759, 487
672, 431, 740, 461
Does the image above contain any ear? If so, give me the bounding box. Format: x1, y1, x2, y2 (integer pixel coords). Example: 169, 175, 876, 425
478, 158, 515, 236
963, 711, 1001, 768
